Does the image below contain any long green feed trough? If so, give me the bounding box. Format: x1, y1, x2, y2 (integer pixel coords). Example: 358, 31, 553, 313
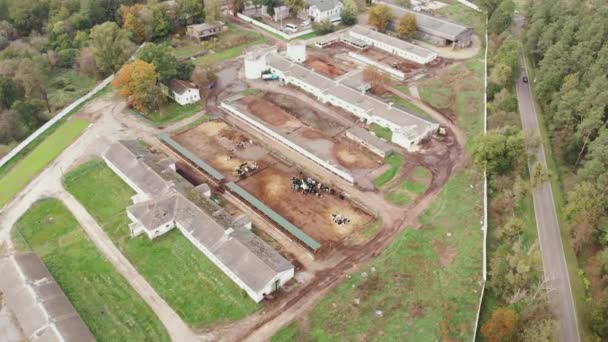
226, 182, 321, 252
159, 133, 225, 181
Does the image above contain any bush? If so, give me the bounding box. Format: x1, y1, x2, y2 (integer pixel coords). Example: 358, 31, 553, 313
312, 20, 335, 35
57, 48, 79, 68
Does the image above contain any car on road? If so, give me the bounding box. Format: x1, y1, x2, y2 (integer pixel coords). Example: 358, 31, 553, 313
522, 76, 529, 83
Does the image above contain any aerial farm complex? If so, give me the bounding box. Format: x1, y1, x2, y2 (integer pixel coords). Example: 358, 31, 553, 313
0, 1, 486, 341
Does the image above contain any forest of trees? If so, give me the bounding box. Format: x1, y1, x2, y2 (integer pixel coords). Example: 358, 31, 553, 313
523, 0, 608, 338
0, 0, 222, 150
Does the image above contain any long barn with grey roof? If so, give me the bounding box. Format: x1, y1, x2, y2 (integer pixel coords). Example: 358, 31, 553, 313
0, 253, 95, 342
377, 1, 473, 48
245, 49, 438, 151
103, 140, 294, 302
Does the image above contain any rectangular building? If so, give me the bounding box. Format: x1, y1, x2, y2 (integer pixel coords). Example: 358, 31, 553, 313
0, 253, 95, 342
349, 25, 437, 64
378, 2, 473, 48
103, 141, 295, 302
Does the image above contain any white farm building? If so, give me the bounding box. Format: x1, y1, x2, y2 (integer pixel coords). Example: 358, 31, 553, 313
164, 79, 200, 106
244, 45, 438, 151
349, 25, 437, 64
103, 141, 294, 302
307, 0, 343, 22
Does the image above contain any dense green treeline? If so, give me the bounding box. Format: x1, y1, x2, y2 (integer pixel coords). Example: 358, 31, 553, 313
523, 0, 608, 338
0, 0, 221, 150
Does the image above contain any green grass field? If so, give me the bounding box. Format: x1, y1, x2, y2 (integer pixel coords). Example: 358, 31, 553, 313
276, 169, 483, 340
14, 198, 169, 342
0, 119, 89, 208
384, 166, 432, 206
383, 94, 431, 120
369, 123, 392, 141
64, 160, 260, 327
374, 154, 405, 188
143, 102, 202, 125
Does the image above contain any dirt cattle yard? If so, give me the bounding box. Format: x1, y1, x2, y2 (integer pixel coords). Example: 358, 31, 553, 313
172, 119, 376, 247
172, 120, 276, 181
238, 163, 375, 245
305, 53, 348, 78
233, 93, 384, 179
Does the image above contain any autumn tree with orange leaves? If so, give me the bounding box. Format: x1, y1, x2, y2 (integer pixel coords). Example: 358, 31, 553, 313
112, 60, 161, 114
481, 307, 520, 342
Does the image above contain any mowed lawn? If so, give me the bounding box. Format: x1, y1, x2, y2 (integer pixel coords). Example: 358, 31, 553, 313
14, 198, 169, 342
64, 160, 260, 327
274, 169, 484, 341
0, 119, 89, 208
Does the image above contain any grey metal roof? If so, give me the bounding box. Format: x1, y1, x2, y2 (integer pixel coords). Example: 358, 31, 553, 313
0, 253, 95, 342
306, 0, 341, 12
380, 2, 472, 41
103, 141, 172, 195
188, 21, 225, 33
267, 53, 436, 134
226, 182, 321, 251
347, 127, 394, 154
105, 141, 294, 294
350, 25, 436, 59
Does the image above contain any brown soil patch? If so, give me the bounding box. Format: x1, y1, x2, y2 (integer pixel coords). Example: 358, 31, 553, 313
300, 128, 327, 140
193, 120, 228, 137
263, 92, 346, 136
242, 96, 294, 126
237, 164, 374, 244
433, 239, 457, 267
172, 120, 275, 179
333, 138, 382, 169
409, 302, 426, 319
306, 56, 346, 78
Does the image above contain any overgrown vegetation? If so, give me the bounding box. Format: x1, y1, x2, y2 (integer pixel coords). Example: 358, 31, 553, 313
64, 160, 260, 327
477, 1, 557, 339
14, 198, 169, 341
522, 0, 608, 338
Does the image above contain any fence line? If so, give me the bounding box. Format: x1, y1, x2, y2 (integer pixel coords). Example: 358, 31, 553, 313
455, 0, 481, 12
0, 75, 114, 169
236, 13, 314, 40
472, 16, 489, 342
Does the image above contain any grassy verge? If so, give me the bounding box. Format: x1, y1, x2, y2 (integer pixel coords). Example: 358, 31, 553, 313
383, 94, 431, 120
369, 123, 392, 141
14, 198, 169, 341
172, 114, 214, 134
142, 102, 202, 125
194, 36, 266, 65
0, 119, 89, 208
64, 160, 261, 327
280, 169, 483, 340
0, 84, 112, 180
373, 154, 405, 188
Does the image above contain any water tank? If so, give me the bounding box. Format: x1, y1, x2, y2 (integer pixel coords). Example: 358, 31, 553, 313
286, 40, 307, 63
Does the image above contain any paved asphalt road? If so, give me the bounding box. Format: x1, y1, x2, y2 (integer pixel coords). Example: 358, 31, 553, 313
517, 52, 580, 342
